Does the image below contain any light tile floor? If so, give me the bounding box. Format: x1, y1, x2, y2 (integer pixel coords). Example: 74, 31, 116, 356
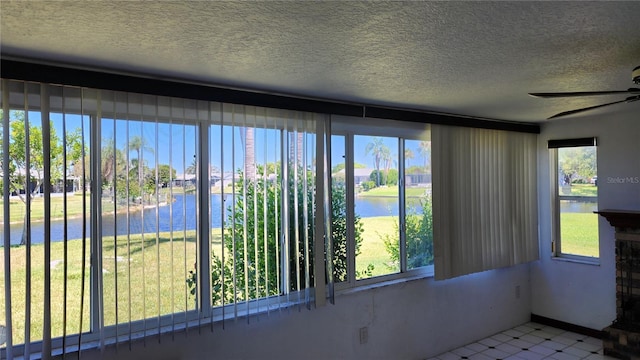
428, 322, 617, 360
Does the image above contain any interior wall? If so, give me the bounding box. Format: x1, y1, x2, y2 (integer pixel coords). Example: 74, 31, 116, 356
532, 111, 640, 330
88, 265, 530, 360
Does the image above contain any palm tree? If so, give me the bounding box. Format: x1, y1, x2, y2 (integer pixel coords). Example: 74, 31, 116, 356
128, 135, 153, 185
185, 155, 197, 175
418, 141, 431, 171
364, 137, 388, 187
240, 127, 255, 181
405, 148, 414, 167
381, 147, 392, 186
101, 137, 124, 186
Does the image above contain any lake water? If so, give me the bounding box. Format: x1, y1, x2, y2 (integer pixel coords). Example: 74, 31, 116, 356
1, 194, 597, 245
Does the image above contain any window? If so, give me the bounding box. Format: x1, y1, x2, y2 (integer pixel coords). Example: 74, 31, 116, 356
1, 81, 331, 358
331, 117, 433, 287
549, 138, 599, 260
0, 75, 537, 358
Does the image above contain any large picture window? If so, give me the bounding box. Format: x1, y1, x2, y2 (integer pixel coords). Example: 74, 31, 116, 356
0, 81, 330, 358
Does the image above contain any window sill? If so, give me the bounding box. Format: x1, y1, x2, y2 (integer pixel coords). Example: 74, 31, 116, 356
337, 268, 434, 296
551, 255, 600, 266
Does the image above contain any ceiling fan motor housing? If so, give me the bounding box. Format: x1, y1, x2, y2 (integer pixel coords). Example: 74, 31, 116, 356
634, 65, 640, 85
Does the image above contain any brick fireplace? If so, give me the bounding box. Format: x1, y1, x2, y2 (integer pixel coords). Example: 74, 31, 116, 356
596, 209, 640, 360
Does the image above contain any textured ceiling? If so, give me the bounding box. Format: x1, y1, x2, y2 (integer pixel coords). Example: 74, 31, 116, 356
1, 1, 639, 123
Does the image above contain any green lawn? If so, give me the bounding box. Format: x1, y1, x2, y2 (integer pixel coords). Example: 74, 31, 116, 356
358, 186, 429, 198
0, 229, 228, 345
357, 217, 399, 278
0, 193, 93, 224
0, 216, 400, 345
560, 212, 599, 257
2, 211, 596, 346
563, 184, 598, 197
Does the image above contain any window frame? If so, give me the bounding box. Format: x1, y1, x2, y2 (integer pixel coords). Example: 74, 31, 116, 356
0, 86, 328, 357
549, 137, 599, 263
330, 116, 434, 291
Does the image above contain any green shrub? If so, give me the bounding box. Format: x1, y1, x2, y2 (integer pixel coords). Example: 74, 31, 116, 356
382, 194, 433, 269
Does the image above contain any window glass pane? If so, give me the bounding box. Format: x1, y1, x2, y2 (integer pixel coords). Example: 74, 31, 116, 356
404, 139, 433, 270
354, 135, 399, 279
101, 110, 198, 327
0, 106, 92, 345
557, 146, 598, 258
206, 111, 316, 310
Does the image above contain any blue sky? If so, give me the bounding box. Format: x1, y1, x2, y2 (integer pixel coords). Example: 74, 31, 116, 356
36, 111, 428, 174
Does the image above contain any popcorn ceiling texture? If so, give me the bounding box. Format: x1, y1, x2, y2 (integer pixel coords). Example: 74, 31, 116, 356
1, 1, 639, 122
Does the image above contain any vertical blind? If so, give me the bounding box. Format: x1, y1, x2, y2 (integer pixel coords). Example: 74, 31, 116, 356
0, 80, 332, 359
431, 124, 538, 280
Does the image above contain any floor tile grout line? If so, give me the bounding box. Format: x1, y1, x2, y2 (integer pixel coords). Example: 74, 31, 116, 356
429, 322, 606, 360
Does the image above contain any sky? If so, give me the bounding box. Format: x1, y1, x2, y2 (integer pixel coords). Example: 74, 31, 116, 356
26, 111, 429, 175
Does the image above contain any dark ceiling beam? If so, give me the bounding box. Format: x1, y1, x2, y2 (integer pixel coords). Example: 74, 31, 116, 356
1, 59, 539, 134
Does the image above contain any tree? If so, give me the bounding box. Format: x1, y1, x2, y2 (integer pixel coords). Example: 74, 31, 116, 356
156, 164, 176, 188
559, 147, 596, 185
128, 135, 153, 185
187, 167, 365, 305
240, 127, 256, 181
331, 183, 365, 282
381, 147, 392, 185
65, 128, 88, 188
3, 111, 64, 244
331, 162, 366, 174
365, 137, 388, 187
185, 155, 197, 175
418, 141, 431, 171
382, 194, 434, 270
101, 137, 126, 190
405, 148, 414, 167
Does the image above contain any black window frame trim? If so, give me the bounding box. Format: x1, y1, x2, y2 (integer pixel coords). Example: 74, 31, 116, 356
1, 58, 540, 134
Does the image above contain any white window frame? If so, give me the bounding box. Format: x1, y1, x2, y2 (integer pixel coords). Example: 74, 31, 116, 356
549, 138, 599, 263
331, 116, 434, 291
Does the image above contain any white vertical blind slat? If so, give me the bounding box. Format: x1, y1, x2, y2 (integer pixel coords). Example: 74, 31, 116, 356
2, 79, 15, 360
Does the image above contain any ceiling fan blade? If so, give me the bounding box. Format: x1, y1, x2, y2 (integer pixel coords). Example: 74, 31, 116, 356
547, 96, 640, 119
529, 88, 640, 98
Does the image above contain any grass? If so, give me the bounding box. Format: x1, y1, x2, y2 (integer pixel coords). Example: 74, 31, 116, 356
1, 210, 597, 346
357, 217, 399, 277
563, 184, 597, 197
0, 193, 93, 224
560, 212, 599, 257
0, 229, 228, 345
0, 215, 399, 345
358, 185, 429, 198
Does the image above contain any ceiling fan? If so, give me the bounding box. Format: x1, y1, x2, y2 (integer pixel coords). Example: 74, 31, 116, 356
529, 65, 640, 119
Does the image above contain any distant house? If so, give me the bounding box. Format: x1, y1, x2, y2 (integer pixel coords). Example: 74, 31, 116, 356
334, 168, 374, 185
405, 173, 431, 186
173, 173, 196, 187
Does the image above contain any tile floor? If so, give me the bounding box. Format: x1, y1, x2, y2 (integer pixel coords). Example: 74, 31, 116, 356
428, 322, 616, 360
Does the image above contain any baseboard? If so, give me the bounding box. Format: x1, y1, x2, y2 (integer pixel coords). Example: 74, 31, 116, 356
530, 314, 604, 339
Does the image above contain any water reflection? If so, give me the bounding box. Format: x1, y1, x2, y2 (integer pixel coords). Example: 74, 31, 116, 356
560, 199, 597, 213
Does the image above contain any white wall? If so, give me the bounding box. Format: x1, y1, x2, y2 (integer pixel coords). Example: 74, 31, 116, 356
89, 265, 530, 360
531, 111, 640, 330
